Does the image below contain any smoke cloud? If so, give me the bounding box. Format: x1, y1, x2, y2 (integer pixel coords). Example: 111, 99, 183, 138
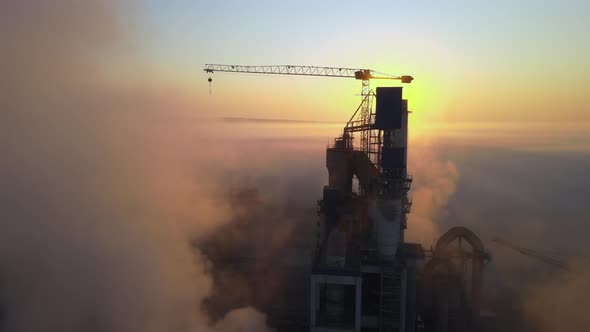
440, 139, 590, 331
1, 1, 273, 331
8, 2, 581, 332
522, 262, 590, 331
405, 138, 460, 246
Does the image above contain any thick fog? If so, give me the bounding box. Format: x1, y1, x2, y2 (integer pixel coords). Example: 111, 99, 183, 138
2, 1, 589, 332
1, 1, 270, 331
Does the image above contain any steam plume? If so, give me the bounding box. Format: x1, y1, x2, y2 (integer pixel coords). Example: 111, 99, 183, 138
406, 138, 459, 245
1, 1, 269, 331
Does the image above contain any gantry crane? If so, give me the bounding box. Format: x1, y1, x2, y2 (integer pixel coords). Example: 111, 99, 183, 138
203, 64, 414, 163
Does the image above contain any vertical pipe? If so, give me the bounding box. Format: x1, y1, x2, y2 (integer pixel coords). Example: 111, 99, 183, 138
437, 286, 449, 332
471, 259, 483, 329
355, 277, 363, 332
310, 275, 317, 330
406, 265, 417, 332
400, 268, 408, 332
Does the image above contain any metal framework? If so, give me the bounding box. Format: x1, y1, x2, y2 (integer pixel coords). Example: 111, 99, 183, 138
203, 64, 413, 82
204, 64, 412, 161
343, 91, 378, 162
492, 238, 569, 271
434, 227, 490, 329
205, 64, 359, 78
204, 63, 414, 198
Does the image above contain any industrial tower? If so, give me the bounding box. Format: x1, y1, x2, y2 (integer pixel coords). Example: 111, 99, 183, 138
204, 64, 491, 332
310, 85, 417, 332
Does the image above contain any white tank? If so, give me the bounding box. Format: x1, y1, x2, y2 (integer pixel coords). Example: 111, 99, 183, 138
369, 198, 402, 259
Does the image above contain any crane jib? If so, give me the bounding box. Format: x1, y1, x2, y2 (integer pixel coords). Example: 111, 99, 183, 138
203, 64, 412, 82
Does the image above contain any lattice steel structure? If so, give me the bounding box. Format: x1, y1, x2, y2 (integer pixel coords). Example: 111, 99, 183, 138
204, 64, 412, 163
204, 64, 413, 82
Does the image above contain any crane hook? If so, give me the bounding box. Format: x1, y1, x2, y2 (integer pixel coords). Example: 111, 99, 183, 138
208, 77, 212, 95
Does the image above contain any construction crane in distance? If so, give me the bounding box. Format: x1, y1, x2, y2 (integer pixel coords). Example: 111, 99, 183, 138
492, 237, 570, 271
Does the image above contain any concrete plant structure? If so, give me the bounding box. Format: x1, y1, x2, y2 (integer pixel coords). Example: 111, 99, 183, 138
309, 88, 491, 332
203, 64, 493, 332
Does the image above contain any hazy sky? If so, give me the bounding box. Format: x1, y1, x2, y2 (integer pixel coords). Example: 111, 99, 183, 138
138, 0, 589, 123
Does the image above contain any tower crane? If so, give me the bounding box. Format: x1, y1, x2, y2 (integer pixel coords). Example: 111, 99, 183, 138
492, 237, 570, 271
203, 64, 414, 158
203, 64, 413, 88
